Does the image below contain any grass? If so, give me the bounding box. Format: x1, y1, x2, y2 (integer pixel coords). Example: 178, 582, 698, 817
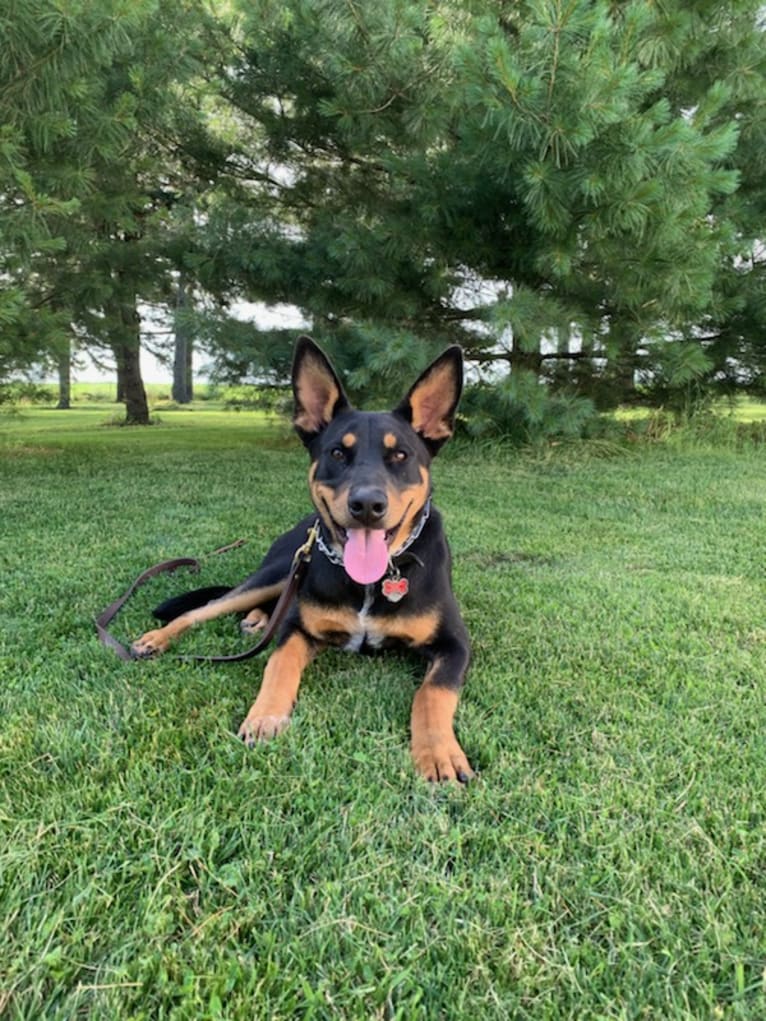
2, 404, 766, 1019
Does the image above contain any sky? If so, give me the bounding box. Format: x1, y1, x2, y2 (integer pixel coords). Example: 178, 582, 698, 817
72, 301, 308, 383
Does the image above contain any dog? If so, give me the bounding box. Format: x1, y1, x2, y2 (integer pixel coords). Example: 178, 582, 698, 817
132, 337, 473, 782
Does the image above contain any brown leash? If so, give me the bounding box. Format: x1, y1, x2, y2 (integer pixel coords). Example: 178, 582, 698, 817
95, 556, 201, 662
95, 524, 319, 664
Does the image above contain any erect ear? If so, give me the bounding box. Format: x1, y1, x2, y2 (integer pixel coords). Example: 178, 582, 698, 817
394, 346, 463, 455
292, 336, 351, 445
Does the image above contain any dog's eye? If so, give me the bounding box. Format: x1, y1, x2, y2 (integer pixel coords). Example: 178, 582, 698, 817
330, 447, 346, 462
390, 449, 408, 463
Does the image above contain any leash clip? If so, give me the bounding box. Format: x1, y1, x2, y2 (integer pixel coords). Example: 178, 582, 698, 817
292, 519, 320, 570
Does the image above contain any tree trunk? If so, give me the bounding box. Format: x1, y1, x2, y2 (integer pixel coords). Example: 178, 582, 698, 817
509, 343, 543, 376
56, 341, 71, 409
119, 343, 150, 424
607, 319, 641, 404
112, 292, 150, 425
612, 350, 638, 403
172, 275, 193, 403
116, 362, 126, 403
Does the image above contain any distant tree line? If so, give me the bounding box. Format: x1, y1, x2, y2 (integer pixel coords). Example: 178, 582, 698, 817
2, 0, 765, 432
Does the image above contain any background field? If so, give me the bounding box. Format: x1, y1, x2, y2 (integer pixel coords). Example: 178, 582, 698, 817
1, 406, 766, 1019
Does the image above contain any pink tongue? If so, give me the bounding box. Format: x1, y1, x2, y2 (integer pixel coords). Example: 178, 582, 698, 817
343, 529, 389, 584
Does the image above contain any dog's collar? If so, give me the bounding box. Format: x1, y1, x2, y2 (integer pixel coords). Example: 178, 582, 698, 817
315, 531, 343, 566
316, 499, 431, 569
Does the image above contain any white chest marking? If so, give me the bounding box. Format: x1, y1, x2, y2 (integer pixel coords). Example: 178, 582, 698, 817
343, 586, 384, 652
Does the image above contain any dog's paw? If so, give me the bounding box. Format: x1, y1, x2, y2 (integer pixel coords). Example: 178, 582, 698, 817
412, 735, 475, 784
237, 712, 291, 745
131, 629, 170, 658
240, 609, 269, 635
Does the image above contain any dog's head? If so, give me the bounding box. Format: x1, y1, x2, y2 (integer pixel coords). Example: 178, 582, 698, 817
292, 336, 463, 584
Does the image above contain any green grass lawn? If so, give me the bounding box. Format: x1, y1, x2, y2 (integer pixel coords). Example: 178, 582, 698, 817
2, 407, 766, 1019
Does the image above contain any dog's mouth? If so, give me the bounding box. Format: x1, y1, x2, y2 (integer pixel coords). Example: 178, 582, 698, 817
322, 503, 413, 584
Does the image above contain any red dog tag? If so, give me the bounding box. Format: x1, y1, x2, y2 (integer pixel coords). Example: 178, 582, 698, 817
381, 577, 409, 603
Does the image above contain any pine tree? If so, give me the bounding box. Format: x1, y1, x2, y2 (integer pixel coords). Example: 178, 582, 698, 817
0, 0, 224, 423
0, 0, 149, 377
5, 0, 763, 428
669, 2, 766, 401
199, 0, 760, 416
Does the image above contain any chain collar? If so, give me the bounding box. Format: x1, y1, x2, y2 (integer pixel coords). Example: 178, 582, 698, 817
315, 530, 343, 566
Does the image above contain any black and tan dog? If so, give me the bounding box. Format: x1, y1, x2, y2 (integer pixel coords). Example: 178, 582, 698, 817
133, 337, 473, 782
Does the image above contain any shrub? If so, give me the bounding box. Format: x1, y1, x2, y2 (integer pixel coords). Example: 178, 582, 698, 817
460, 371, 599, 444
0, 381, 51, 407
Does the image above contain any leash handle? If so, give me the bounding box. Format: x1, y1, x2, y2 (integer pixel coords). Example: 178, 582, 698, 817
95, 557, 200, 661
95, 539, 245, 661
95, 525, 318, 664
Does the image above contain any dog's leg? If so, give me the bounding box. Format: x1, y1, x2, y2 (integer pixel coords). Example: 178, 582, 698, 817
237, 630, 318, 743
131, 582, 285, 657
411, 640, 473, 783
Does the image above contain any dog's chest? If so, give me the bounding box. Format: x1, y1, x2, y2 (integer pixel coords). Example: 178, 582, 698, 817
300, 582, 438, 651
299, 588, 407, 653
343, 587, 384, 653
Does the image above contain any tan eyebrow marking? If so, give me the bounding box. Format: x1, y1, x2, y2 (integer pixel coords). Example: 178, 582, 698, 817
341, 432, 357, 448
383, 432, 398, 449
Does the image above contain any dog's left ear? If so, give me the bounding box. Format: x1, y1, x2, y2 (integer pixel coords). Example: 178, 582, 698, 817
394, 346, 463, 455
292, 336, 351, 446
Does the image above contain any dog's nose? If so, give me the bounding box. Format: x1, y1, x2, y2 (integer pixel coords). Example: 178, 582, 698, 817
348, 486, 388, 527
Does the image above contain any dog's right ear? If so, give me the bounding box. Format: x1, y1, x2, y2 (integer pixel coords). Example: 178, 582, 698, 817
292, 336, 351, 446
393, 346, 463, 456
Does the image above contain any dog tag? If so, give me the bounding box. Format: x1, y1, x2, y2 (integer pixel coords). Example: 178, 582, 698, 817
382, 576, 409, 603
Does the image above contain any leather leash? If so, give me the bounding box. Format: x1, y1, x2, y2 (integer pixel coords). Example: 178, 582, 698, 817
95, 524, 318, 664
95, 556, 201, 662
180, 521, 318, 664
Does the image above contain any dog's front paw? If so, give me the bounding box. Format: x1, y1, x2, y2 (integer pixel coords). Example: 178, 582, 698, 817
237, 711, 291, 745
131, 629, 171, 658
412, 734, 474, 784
240, 609, 269, 635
